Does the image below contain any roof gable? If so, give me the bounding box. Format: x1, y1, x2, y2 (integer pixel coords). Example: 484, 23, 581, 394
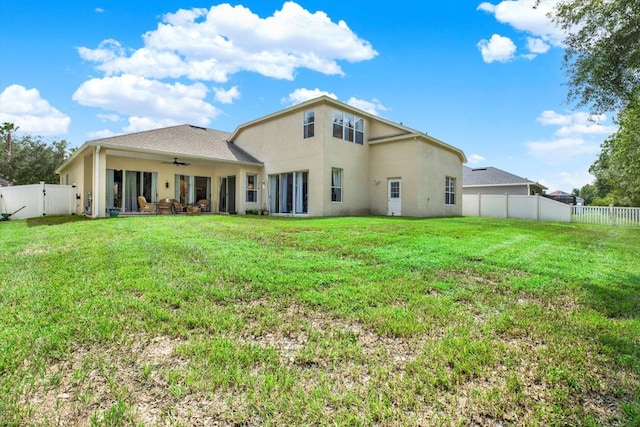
229, 95, 466, 162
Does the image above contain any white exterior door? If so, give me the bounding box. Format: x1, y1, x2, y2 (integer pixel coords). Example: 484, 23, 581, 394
387, 178, 401, 216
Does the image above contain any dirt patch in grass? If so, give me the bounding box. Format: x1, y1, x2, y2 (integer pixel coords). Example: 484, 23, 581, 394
17, 300, 635, 426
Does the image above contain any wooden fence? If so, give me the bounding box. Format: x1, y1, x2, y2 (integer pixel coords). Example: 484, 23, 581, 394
572, 205, 640, 226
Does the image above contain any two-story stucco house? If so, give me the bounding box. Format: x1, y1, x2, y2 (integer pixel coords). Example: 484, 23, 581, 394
56, 96, 466, 218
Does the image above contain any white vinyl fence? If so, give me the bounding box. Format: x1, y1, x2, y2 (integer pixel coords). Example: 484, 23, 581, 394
463, 194, 640, 226
572, 205, 640, 226
463, 194, 572, 222
0, 182, 77, 220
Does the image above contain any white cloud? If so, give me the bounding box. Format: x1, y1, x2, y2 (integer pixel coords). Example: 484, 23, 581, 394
536, 110, 572, 126
97, 113, 120, 122
0, 84, 71, 135
282, 88, 338, 105
536, 110, 616, 137
77, 2, 377, 82
478, 1, 564, 46
477, 34, 516, 63
526, 110, 616, 160
346, 97, 387, 116
526, 37, 550, 54
526, 137, 599, 158
213, 86, 240, 104
281, 90, 387, 116
95, 8, 105, 13
88, 129, 117, 139
467, 154, 486, 164
72, 74, 221, 127
539, 170, 594, 193
124, 116, 181, 133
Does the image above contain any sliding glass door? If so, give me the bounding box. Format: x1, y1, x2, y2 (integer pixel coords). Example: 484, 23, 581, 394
107, 169, 157, 212
268, 171, 308, 214
218, 175, 236, 213
175, 174, 211, 211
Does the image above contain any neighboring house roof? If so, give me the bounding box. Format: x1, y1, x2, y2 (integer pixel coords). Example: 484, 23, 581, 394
0, 177, 11, 187
57, 124, 262, 173
548, 190, 569, 195
463, 166, 547, 190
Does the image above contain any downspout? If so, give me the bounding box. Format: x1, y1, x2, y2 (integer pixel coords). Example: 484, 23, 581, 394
93, 145, 101, 218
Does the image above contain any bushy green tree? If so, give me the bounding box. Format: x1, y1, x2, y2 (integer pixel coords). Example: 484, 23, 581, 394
0, 130, 69, 185
589, 100, 640, 206
552, 0, 640, 114
578, 183, 597, 205
550, 1, 639, 205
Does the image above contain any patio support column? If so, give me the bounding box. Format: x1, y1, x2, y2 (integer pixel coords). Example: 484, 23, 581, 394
93, 145, 101, 218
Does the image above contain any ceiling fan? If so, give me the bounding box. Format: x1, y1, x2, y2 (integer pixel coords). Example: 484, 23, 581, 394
162, 157, 191, 166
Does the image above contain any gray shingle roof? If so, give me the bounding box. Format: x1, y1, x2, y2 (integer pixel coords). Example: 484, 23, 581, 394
89, 124, 261, 164
463, 166, 544, 187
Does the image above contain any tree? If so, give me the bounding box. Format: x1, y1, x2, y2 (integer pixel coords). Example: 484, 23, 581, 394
589, 99, 640, 206
578, 183, 598, 205
552, 0, 640, 114
0, 122, 19, 160
0, 134, 69, 185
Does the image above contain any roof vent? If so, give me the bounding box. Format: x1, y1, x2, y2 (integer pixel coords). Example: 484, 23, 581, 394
471, 168, 487, 171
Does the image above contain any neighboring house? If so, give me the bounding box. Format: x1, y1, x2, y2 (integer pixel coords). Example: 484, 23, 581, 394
462, 166, 547, 196
0, 177, 11, 187
56, 96, 467, 218
546, 190, 583, 205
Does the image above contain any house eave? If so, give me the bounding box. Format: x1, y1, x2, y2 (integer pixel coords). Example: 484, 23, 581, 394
56, 141, 263, 175
463, 182, 548, 189
369, 132, 467, 163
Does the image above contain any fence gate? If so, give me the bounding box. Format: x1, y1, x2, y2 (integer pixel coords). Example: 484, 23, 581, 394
0, 182, 78, 220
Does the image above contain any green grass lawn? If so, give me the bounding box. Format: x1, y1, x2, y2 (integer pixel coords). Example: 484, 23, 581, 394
1, 215, 638, 426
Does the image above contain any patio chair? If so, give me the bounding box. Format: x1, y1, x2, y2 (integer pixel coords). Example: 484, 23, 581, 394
170, 198, 184, 213
196, 199, 209, 212
137, 196, 157, 213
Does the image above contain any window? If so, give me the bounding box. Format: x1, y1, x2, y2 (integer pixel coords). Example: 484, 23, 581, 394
303, 110, 315, 138
332, 110, 364, 144
246, 174, 257, 202
331, 168, 342, 202
445, 176, 456, 205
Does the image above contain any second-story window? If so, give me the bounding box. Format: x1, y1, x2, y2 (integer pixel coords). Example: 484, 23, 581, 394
332, 110, 364, 144
303, 109, 315, 138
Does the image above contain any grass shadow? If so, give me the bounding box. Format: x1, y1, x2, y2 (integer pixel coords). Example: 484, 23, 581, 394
26, 215, 91, 227
583, 274, 640, 319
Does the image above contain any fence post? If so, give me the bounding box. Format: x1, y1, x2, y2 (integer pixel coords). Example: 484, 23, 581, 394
40, 181, 46, 217
505, 194, 509, 218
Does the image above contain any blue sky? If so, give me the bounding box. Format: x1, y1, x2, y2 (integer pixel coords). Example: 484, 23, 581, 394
0, 0, 617, 192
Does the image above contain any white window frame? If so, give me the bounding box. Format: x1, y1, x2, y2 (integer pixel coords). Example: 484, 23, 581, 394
246, 173, 257, 202
332, 110, 364, 144
445, 176, 456, 205
303, 109, 315, 139
331, 168, 343, 202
